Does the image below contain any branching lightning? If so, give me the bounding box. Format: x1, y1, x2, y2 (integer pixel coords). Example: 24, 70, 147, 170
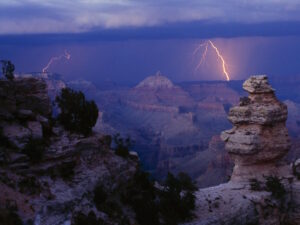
195, 43, 208, 71
42, 50, 71, 73
194, 40, 230, 81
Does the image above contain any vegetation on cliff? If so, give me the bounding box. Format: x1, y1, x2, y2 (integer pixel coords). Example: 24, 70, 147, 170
121, 169, 197, 225
56, 87, 98, 135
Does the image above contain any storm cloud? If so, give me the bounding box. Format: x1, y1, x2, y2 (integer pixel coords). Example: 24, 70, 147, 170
1, 0, 300, 34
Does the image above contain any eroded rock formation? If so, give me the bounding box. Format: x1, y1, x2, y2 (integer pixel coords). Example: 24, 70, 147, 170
221, 75, 291, 181
186, 75, 300, 225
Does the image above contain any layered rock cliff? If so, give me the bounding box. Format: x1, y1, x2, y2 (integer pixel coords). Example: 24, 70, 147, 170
186, 75, 300, 225
0, 77, 138, 225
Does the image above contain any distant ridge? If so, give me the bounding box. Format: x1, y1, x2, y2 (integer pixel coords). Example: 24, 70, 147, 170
135, 71, 175, 89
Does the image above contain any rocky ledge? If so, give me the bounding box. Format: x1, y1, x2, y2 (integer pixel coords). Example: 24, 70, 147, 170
0, 77, 138, 225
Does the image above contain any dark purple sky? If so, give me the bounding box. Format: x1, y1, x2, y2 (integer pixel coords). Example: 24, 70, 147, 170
1, 1, 300, 84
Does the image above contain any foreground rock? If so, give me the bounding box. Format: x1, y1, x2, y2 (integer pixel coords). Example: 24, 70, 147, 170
221, 75, 291, 181
186, 75, 300, 225
0, 77, 138, 224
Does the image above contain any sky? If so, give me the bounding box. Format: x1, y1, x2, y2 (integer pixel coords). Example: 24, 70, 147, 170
1, 0, 300, 84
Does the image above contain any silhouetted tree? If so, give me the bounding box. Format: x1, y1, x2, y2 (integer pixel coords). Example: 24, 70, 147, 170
56, 88, 98, 135
0, 60, 15, 80
122, 170, 197, 225
159, 172, 197, 225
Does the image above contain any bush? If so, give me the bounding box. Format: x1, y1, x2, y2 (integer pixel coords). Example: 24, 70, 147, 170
93, 184, 108, 211
23, 138, 47, 163
57, 161, 76, 180
56, 88, 98, 136
99, 135, 112, 147
122, 171, 197, 225
18, 176, 42, 195
72, 211, 103, 225
249, 178, 263, 191
113, 134, 134, 158
122, 171, 159, 225
93, 183, 125, 220
159, 173, 197, 225
265, 176, 286, 199
0, 60, 15, 80
0, 209, 22, 225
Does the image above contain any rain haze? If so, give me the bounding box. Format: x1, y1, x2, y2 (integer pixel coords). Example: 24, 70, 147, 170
1, 0, 300, 83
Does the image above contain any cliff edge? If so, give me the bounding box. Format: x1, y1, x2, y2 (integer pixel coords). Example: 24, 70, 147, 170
0, 77, 138, 225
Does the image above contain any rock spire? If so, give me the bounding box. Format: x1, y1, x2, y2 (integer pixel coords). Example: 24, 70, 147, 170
221, 75, 291, 181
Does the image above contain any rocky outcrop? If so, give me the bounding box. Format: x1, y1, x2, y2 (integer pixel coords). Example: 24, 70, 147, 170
221, 75, 291, 181
0, 77, 51, 119
0, 77, 138, 225
0, 77, 52, 149
187, 75, 300, 225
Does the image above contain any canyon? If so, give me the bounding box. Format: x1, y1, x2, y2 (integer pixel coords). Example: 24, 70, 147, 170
68, 72, 300, 188
1, 73, 300, 224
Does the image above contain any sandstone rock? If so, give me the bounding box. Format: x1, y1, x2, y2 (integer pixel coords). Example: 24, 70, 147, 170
221, 75, 291, 181
187, 76, 296, 225
242, 75, 274, 94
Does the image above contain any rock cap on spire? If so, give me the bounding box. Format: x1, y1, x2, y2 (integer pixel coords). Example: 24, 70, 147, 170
243, 75, 274, 94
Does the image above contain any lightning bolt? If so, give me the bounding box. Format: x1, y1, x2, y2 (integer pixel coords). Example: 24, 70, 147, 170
42, 50, 71, 73
194, 40, 230, 81
195, 43, 208, 71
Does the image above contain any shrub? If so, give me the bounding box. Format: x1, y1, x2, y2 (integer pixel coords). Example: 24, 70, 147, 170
99, 135, 112, 148
93, 183, 125, 220
57, 161, 76, 180
0, 60, 15, 80
23, 138, 47, 163
93, 184, 108, 211
0, 200, 22, 225
122, 171, 197, 225
113, 134, 135, 158
122, 171, 159, 225
265, 176, 286, 199
100, 201, 122, 218
159, 172, 197, 224
72, 211, 103, 225
0, 209, 22, 225
56, 88, 98, 136
18, 176, 42, 195
249, 178, 263, 191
